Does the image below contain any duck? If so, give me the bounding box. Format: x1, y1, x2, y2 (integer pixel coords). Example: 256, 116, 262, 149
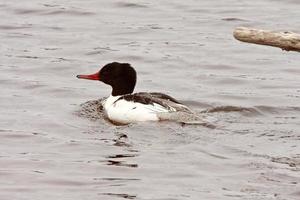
77, 62, 206, 125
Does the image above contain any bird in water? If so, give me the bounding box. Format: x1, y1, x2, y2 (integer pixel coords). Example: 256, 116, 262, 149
77, 62, 211, 126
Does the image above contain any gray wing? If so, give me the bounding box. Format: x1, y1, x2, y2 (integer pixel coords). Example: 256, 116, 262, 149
118, 92, 192, 113
139, 92, 181, 104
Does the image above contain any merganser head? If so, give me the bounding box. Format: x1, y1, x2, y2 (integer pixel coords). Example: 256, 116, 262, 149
77, 62, 136, 96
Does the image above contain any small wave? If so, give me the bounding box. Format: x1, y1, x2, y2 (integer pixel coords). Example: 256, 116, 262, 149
201, 105, 300, 116
74, 99, 105, 121
0, 25, 32, 30
202, 106, 261, 115
13, 7, 94, 16
221, 17, 248, 22
255, 105, 300, 114
43, 10, 94, 16
271, 156, 300, 168
115, 2, 148, 8
14, 8, 42, 15
99, 193, 136, 199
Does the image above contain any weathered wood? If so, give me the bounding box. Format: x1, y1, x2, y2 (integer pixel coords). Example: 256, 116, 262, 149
233, 27, 300, 52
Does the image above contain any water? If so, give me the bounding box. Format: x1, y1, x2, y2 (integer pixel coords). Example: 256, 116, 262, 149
0, 0, 299, 199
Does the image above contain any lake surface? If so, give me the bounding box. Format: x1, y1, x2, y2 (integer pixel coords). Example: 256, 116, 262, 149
0, 0, 299, 199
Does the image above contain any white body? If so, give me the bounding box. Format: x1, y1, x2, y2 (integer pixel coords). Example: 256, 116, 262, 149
102, 95, 172, 124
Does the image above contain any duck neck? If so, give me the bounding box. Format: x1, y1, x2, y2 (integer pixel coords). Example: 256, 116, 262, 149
111, 84, 135, 96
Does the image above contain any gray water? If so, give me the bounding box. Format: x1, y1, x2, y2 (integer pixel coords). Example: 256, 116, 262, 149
0, 0, 299, 199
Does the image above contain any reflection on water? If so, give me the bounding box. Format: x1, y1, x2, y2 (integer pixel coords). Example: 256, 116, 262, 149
105, 152, 139, 168
106, 160, 138, 168
107, 154, 138, 159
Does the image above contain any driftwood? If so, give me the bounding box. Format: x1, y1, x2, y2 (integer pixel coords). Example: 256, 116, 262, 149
233, 27, 300, 52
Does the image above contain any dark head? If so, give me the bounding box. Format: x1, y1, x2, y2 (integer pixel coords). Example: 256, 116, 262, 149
77, 62, 137, 96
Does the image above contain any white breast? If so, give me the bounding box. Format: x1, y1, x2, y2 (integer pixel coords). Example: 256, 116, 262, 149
102, 95, 170, 124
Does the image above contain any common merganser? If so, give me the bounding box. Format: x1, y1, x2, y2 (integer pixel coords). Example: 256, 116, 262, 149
77, 62, 205, 125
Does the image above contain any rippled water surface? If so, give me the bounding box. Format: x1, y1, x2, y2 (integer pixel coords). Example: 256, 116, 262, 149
0, 0, 300, 199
